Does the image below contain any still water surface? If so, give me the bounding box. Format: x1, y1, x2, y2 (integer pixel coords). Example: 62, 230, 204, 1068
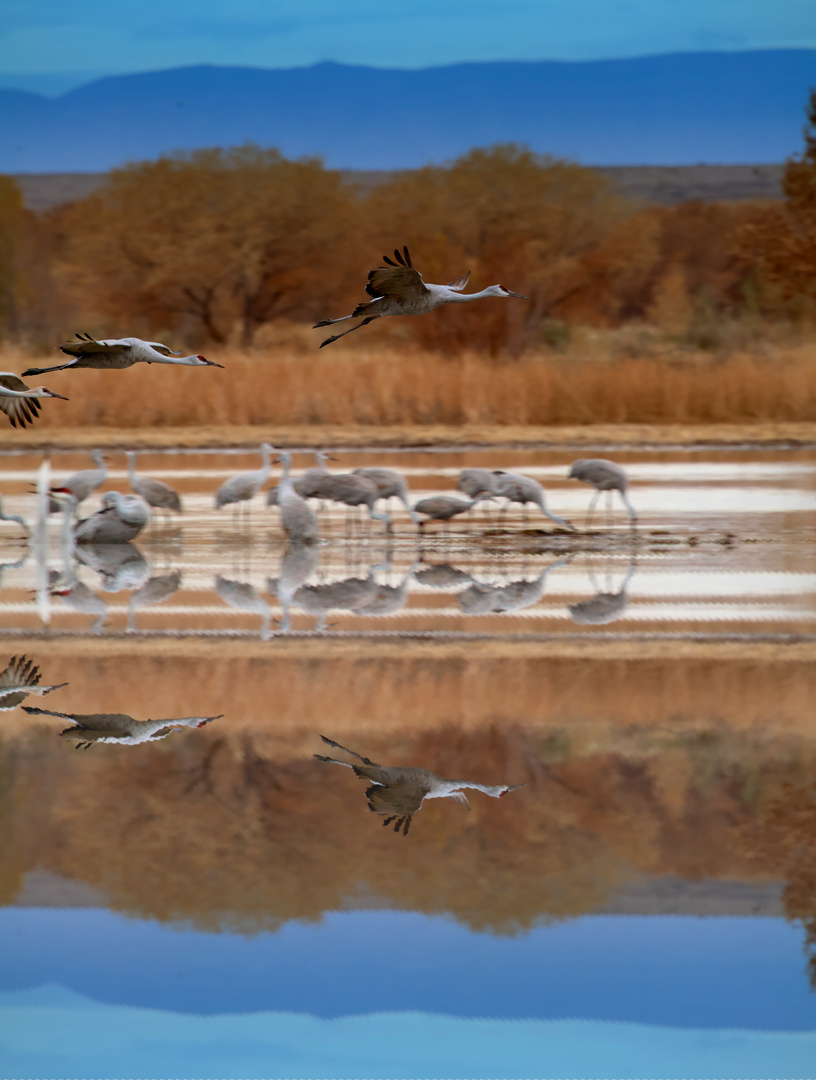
0, 445, 815, 1077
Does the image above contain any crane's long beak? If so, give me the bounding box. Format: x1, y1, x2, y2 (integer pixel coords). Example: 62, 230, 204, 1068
202, 359, 225, 368
507, 290, 528, 300
47, 391, 70, 401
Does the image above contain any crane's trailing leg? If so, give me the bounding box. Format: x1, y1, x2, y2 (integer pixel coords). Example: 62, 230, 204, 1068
318, 315, 382, 349
316, 734, 380, 767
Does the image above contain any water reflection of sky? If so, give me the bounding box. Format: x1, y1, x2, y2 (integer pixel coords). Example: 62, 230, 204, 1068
1, 911, 815, 1076
2, 909, 814, 1027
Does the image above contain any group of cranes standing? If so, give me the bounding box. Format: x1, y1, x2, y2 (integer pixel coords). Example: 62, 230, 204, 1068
0, 444, 636, 550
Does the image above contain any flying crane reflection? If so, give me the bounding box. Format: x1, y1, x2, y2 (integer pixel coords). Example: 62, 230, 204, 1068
315, 734, 526, 836
0, 655, 67, 710
24, 704, 222, 749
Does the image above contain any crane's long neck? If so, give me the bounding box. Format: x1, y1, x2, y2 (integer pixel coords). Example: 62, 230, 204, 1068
92, 451, 107, 478
279, 454, 293, 493
259, 444, 271, 484
148, 354, 206, 366
126, 454, 136, 486
444, 288, 498, 304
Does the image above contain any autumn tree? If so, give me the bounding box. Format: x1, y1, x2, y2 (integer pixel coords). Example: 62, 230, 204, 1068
58, 145, 363, 345
0, 176, 26, 339
735, 90, 816, 316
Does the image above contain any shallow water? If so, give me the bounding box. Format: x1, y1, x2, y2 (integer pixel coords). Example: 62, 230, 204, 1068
0, 445, 815, 641
0, 444, 815, 1078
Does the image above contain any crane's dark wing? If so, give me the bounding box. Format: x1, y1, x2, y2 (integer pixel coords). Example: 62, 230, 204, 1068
446, 271, 471, 292
59, 333, 132, 359
365, 246, 428, 300
0, 378, 41, 428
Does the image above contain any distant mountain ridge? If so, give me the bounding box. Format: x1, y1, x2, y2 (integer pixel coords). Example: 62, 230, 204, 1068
2, 51, 814, 173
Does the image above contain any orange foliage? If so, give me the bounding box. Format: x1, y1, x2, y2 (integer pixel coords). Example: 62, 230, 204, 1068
3, 139, 798, 358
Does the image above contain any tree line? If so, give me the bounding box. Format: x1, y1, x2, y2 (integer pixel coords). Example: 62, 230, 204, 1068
2, 91, 815, 354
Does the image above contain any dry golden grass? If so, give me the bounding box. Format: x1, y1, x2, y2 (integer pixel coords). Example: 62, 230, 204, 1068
6, 335, 816, 433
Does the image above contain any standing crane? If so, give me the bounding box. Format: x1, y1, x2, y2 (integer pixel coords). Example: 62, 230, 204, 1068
126, 451, 182, 520
0, 373, 68, 428
215, 443, 271, 516
23, 334, 224, 376
567, 459, 637, 529
413, 494, 490, 530
315, 735, 526, 836
49, 449, 107, 514
352, 466, 420, 526
314, 247, 526, 347
306, 472, 391, 533
276, 450, 320, 544
491, 470, 573, 530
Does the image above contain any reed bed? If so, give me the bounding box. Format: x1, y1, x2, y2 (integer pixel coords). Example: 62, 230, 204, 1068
6, 339, 816, 430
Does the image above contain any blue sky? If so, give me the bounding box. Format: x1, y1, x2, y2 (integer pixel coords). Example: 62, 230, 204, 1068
2, 0, 815, 94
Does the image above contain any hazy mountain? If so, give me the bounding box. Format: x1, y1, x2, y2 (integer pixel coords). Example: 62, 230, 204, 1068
2, 51, 814, 174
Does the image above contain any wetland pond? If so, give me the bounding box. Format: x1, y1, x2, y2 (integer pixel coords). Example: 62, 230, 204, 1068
0, 444, 815, 1077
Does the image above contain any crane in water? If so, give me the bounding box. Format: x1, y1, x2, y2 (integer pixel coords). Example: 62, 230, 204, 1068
69, 491, 150, 544
215, 443, 271, 516
314, 247, 526, 347
353, 466, 420, 526
414, 493, 490, 530
276, 450, 320, 544
491, 470, 573, 530
567, 459, 637, 529
126, 452, 182, 520
0, 373, 68, 428
48, 449, 107, 514
315, 735, 526, 836
23, 334, 224, 376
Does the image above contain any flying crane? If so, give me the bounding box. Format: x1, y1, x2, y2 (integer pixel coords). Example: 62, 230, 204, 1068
314, 247, 527, 347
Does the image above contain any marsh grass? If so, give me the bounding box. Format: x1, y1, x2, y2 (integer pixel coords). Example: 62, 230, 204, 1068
6, 333, 816, 430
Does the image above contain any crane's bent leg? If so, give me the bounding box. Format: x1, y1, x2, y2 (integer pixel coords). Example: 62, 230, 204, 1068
319, 315, 381, 348
538, 499, 571, 530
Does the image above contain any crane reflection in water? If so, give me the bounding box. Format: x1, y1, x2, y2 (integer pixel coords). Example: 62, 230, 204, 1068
24, 703, 222, 749
315, 734, 526, 836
